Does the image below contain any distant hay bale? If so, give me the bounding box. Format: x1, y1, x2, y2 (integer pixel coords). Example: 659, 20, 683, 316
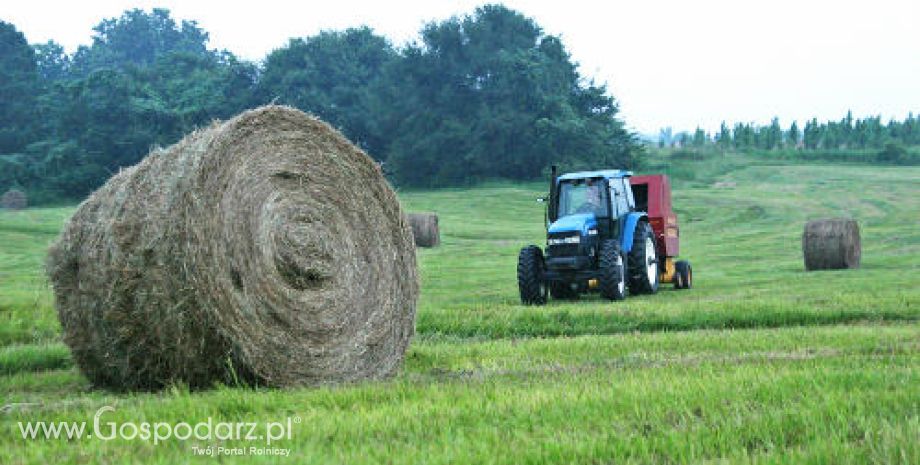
1, 188, 27, 210
408, 213, 440, 247
47, 106, 419, 390
802, 218, 861, 271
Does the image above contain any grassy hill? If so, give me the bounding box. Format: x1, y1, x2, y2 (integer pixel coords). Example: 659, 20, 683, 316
1, 155, 918, 463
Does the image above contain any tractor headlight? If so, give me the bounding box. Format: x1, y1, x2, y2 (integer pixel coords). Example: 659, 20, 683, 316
548, 236, 581, 245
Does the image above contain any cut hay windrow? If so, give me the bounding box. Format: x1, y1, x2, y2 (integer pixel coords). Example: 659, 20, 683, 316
46, 106, 419, 390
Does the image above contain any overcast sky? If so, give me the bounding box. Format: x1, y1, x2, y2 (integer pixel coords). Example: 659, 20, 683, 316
4, 0, 918, 135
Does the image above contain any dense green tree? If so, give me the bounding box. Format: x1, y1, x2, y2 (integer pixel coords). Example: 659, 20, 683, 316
142, 51, 258, 134
763, 117, 782, 149
877, 142, 908, 164
33, 41, 71, 81
894, 113, 918, 145
787, 121, 800, 147
665, 111, 917, 154
692, 127, 707, 147
259, 28, 396, 157
733, 123, 754, 148
71, 8, 210, 75
906, 113, 918, 144
840, 110, 854, 144
716, 122, 731, 147
381, 5, 637, 186
658, 127, 673, 147
0, 21, 39, 155
14, 9, 259, 197
40, 69, 169, 194
803, 118, 819, 149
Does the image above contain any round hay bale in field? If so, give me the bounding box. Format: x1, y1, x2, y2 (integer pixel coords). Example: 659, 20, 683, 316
408, 212, 440, 247
802, 218, 861, 271
1, 188, 27, 210
47, 106, 419, 390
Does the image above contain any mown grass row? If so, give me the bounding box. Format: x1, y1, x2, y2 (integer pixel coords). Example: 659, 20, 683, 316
1, 324, 917, 464
417, 302, 918, 339
0, 343, 71, 376
4, 321, 916, 381
0, 208, 68, 347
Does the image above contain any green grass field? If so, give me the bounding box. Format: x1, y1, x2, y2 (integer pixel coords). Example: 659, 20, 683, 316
1, 153, 918, 464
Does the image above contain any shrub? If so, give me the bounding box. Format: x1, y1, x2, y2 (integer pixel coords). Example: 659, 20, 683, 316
1, 188, 27, 210
877, 143, 909, 164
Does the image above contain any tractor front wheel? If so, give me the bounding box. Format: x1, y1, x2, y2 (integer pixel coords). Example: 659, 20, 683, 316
517, 246, 547, 305
628, 222, 660, 295
598, 240, 627, 301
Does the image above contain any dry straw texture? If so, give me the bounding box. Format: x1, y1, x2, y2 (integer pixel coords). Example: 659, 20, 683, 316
802, 218, 861, 271
47, 106, 419, 390
408, 212, 440, 248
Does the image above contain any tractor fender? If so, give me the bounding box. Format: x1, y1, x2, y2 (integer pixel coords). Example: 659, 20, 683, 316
620, 213, 648, 253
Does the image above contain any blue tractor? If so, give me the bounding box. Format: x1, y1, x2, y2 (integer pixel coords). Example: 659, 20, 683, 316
517, 166, 688, 304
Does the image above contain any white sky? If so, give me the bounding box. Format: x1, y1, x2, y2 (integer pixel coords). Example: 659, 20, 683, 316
4, 0, 918, 135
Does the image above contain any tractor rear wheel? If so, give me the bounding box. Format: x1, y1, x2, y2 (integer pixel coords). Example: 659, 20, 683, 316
517, 246, 547, 305
674, 260, 693, 290
628, 222, 660, 295
598, 239, 627, 301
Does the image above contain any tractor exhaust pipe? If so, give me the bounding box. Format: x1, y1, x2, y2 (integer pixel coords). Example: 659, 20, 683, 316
549, 164, 558, 221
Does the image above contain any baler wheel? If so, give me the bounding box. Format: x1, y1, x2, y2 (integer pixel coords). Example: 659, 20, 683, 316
675, 260, 693, 290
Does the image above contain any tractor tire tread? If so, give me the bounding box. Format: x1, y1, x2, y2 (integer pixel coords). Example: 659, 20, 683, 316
517, 245, 547, 305
628, 222, 660, 295
598, 239, 626, 301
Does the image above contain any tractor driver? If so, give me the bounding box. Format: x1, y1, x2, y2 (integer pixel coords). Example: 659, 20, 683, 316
576, 181, 604, 215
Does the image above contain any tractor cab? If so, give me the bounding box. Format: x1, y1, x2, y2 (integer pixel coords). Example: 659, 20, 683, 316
544, 170, 634, 272
517, 166, 692, 305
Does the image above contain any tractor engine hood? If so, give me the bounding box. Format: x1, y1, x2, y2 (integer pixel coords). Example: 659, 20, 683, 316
548, 213, 598, 236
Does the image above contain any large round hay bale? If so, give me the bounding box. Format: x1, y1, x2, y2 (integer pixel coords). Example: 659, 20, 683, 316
802, 218, 861, 271
47, 106, 419, 390
408, 212, 440, 248
1, 188, 27, 210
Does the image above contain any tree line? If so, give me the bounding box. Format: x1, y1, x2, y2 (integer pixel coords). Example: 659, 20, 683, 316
661, 112, 919, 156
0, 6, 638, 202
